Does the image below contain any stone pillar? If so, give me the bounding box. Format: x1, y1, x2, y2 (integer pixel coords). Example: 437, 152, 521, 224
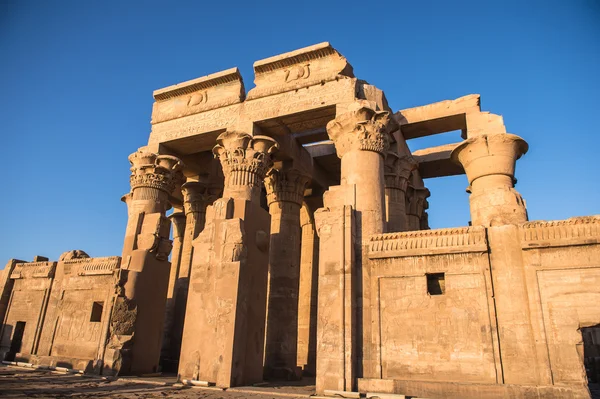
168, 181, 217, 365
452, 133, 538, 384
106, 149, 183, 375
384, 153, 416, 232
161, 211, 185, 368
327, 103, 390, 237
296, 204, 319, 376
405, 186, 430, 231
178, 130, 278, 388
451, 133, 529, 226
263, 167, 310, 379
316, 102, 394, 392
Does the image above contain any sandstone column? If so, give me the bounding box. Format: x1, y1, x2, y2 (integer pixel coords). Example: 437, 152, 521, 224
168, 181, 216, 364
451, 133, 529, 227
106, 149, 183, 375
296, 203, 319, 376
316, 102, 394, 392
263, 167, 310, 379
451, 133, 541, 384
161, 211, 185, 369
384, 152, 416, 232
178, 130, 278, 388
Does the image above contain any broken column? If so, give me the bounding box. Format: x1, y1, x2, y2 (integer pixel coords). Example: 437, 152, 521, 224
106, 149, 183, 375
384, 152, 417, 232
263, 167, 310, 379
451, 133, 529, 226
452, 133, 540, 385
315, 102, 394, 393
178, 130, 278, 387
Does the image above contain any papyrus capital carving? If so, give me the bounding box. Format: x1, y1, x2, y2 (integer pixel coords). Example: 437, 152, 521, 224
181, 181, 219, 215
212, 130, 279, 189
264, 168, 310, 206
128, 150, 184, 195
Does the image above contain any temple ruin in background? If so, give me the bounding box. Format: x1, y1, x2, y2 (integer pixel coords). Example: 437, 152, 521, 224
1, 42, 599, 399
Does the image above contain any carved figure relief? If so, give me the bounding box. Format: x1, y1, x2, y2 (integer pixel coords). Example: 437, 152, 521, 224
285, 64, 310, 83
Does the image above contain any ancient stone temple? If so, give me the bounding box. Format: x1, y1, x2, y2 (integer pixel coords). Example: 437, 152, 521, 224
1, 42, 599, 399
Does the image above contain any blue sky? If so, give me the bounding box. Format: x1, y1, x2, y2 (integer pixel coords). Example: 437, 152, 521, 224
1, 0, 598, 264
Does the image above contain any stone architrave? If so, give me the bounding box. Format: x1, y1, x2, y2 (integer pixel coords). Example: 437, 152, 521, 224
178, 131, 278, 388
105, 149, 183, 375
451, 133, 529, 226
263, 167, 310, 379
384, 152, 417, 232
316, 101, 395, 393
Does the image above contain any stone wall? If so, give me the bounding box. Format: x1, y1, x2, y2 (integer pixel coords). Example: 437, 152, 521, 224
0, 255, 121, 372
356, 216, 600, 399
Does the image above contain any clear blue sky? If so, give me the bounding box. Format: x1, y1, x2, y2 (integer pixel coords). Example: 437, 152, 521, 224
1, 0, 598, 264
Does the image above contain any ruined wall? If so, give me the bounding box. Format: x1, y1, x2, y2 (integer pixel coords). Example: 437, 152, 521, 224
36, 256, 121, 371
356, 216, 600, 399
0, 256, 121, 372
0, 261, 55, 361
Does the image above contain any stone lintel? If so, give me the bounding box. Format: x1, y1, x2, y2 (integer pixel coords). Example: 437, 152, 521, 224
304, 141, 336, 158
412, 142, 465, 179
248, 42, 354, 100
395, 94, 480, 139
151, 68, 245, 124
148, 77, 357, 150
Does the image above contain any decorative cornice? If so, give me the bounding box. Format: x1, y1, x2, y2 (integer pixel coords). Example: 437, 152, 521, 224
212, 130, 279, 188
128, 150, 184, 194
10, 261, 56, 279
264, 168, 310, 206
520, 216, 600, 249
326, 102, 395, 158
369, 226, 487, 259
62, 256, 121, 276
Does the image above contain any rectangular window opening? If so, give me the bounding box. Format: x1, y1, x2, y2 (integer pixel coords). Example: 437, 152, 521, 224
90, 301, 104, 322
427, 273, 445, 295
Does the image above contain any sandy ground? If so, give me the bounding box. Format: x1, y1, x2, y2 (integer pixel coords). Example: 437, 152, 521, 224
0, 366, 315, 399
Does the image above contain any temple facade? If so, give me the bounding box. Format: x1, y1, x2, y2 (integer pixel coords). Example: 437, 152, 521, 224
1, 43, 599, 399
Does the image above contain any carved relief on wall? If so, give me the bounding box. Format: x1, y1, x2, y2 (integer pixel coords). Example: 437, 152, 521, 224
284, 64, 310, 83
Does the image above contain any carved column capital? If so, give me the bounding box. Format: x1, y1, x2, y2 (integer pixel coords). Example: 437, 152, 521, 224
384, 152, 418, 191
168, 212, 186, 239
128, 150, 184, 197
406, 187, 430, 217
326, 102, 396, 158
264, 168, 310, 206
212, 130, 279, 190
181, 181, 219, 216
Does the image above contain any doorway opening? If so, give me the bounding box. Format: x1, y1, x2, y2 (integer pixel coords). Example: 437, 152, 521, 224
6, 321, 26, 361
582, 325, 600, 397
